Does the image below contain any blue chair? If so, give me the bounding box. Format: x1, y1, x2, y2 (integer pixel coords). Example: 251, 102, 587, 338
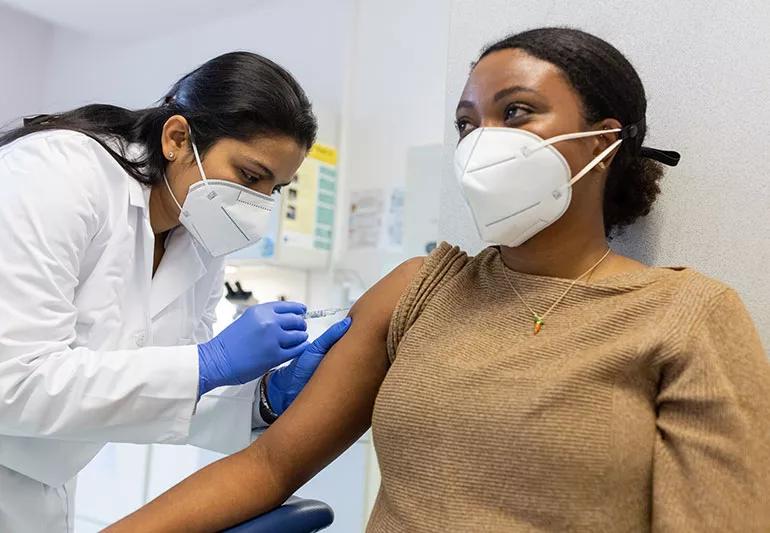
222, 496, 334, 533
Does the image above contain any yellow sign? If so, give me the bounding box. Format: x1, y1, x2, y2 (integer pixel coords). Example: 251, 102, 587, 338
308, 143, 337, 166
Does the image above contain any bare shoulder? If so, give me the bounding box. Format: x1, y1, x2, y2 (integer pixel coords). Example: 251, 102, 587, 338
376, 242, 469, 298
348, 256, 426, 337
389, 256, 427, 284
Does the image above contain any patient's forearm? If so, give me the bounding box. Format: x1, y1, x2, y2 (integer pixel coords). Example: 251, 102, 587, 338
107, 445, 287, 533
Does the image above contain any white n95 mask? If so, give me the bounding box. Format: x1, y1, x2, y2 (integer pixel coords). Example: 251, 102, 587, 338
454, 127, 623, 247
164, 136, 276, 257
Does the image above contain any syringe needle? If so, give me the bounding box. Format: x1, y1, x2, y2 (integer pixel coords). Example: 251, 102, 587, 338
302, 307, 351, 319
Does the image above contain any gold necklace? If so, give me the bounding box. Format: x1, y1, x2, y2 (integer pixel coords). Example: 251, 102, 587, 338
501, 248, 612, 335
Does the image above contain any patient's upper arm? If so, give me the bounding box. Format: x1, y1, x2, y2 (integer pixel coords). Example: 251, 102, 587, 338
253, 256, 426, 492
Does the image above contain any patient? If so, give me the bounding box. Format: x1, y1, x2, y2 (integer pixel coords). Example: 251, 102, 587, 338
108, 28, 770, 532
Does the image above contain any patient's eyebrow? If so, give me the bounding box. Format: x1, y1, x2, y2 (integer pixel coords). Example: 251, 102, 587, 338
492, 85, 540, 102
456, 86, 540, 113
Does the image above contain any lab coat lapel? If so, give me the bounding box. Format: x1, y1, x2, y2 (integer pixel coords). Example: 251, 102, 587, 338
125, 172, 155, 327
150, 229, 209, 319
120, 140, 212, 320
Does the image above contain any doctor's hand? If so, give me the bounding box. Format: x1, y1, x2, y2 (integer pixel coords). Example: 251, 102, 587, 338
267, 316, 352, 415
197, 301, 309, 398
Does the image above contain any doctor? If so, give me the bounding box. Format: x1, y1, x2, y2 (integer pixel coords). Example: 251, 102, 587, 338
0, 51, 348, 532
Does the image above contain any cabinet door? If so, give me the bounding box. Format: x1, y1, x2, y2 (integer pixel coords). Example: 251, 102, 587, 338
74, 443, 149, 528
146, 441, 370, 532
76, 440, 370, 532
295, 440, 369, 532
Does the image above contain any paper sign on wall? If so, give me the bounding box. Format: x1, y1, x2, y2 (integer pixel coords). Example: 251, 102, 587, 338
348, 189, 384, 250
280, 143, 338, 252
348, 187, 405, 251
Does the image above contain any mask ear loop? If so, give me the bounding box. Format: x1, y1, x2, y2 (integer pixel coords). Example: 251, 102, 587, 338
163, 126, 212, 216
566, 137, 623, 188
163, 173, 186, 216
188, 127, 217, 199
521, 128, 624, 194
524, 128, 622, 157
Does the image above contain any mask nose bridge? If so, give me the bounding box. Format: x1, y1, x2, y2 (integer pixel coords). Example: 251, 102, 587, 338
461, 128, 532, 175
235, 189, 276, 210
461, 127, 552, 167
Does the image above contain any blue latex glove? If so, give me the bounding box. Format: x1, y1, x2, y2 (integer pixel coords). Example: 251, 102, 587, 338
197, 301, 309, 398
267, 316, 352, 415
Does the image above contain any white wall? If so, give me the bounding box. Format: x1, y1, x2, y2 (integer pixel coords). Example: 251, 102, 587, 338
43, 0, 355, 144
319, 0, 452, 517
441, 0, 770, 349
334, 0, 451, 287
0, 5, 53, 127
0, 0, 271, 41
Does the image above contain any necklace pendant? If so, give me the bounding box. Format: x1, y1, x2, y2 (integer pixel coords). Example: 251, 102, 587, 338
533, 317, 544, 335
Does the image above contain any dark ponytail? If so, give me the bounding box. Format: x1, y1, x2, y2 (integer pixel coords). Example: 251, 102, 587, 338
0, 51, 317, 186
479, 28, 672, 236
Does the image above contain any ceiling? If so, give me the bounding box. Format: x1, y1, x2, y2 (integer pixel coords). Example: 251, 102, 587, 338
0, 0, 267, 39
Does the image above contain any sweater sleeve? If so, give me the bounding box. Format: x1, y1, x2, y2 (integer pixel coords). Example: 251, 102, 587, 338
652, 288, 770, 532
386, 242, 468, 363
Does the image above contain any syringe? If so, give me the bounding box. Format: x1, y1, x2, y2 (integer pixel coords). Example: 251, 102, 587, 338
302, 307, 351, 319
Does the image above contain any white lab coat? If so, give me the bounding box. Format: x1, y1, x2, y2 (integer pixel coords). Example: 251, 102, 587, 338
0, 130, 264, 532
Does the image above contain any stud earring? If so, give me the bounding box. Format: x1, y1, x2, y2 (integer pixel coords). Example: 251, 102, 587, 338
168, 152, 175, 160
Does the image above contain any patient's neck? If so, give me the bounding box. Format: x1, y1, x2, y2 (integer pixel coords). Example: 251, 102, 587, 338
498, 222, 610, 280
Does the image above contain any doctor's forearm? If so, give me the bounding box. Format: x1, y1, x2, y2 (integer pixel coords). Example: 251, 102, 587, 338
0, 344, 198, 442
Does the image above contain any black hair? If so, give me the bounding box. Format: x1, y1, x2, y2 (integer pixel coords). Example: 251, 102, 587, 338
479, 27, 665, 236
0, 51, 317, 186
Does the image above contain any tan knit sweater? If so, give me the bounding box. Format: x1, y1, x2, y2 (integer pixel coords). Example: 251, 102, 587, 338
367, 243, 770, 532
